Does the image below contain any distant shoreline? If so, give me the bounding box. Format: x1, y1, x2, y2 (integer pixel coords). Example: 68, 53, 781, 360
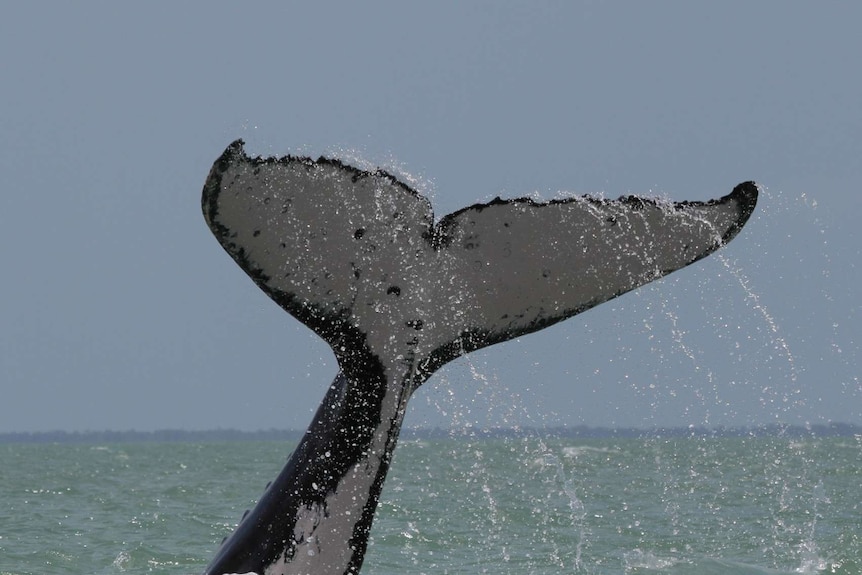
1, 423, 860, 444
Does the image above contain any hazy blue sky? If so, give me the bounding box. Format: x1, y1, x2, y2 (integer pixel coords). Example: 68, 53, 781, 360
2, 2, 860, 433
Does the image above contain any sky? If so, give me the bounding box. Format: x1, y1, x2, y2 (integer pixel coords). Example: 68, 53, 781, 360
2, 2, 860, 433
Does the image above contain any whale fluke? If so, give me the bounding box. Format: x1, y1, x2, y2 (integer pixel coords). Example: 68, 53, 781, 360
201, 139, 757, 575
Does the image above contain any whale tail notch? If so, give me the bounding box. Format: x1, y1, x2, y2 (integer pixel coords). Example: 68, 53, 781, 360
201, 140, 757, 575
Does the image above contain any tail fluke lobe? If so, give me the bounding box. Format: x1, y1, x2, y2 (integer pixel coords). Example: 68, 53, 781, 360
432, 181, 758, 359
203, 139, 437, 380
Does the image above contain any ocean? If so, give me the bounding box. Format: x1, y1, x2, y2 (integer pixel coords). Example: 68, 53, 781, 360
1, 435, 859, 574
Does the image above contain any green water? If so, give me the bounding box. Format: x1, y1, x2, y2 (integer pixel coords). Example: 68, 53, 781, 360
1, 436, 859, 574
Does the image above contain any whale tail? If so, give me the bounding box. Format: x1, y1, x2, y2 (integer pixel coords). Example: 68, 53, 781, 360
201, 140, 757, 574
204, 139, 757, 384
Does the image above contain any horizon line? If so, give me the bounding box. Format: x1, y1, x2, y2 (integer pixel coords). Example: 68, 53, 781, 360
2, 422, 860, 444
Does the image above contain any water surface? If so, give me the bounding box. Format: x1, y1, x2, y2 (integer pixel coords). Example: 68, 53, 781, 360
1, 436, 859, 574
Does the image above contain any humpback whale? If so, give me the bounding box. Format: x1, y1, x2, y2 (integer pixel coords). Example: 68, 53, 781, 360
201, 139, 757, 575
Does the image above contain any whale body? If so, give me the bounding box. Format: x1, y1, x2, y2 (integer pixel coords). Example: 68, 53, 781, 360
201, 139, 758, 575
